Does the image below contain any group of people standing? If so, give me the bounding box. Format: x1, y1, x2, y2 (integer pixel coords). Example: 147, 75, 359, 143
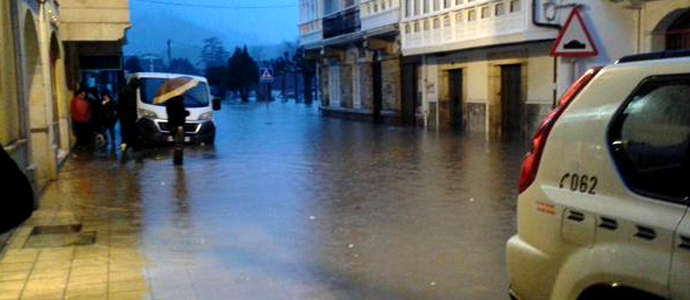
70, 87, 117, 149
70, 81, 142, 152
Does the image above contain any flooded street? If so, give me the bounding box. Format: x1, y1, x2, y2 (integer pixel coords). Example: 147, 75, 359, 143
3, 101, 529, 300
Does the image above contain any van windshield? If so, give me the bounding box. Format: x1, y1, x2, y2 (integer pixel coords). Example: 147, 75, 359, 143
139, 77, 210, 108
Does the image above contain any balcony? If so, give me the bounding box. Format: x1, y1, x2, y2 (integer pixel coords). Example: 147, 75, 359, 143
360, 0, 400, 32
323, 6, 361, 39
299, 19, 323, 47
399, 0, 557, 55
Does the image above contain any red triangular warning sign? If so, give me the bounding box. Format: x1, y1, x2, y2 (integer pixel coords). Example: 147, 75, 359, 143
550, 7, 598, 58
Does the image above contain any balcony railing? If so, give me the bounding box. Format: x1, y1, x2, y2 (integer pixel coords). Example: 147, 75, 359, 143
402, 7, 525, 50
323, 6, 361, 39
361, 0, 400, 31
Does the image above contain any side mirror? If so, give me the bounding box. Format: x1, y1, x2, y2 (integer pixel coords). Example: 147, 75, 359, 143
212, 98, 221, 111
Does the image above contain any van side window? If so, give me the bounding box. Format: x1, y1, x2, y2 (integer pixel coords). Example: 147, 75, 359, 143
609, 76, 690, 202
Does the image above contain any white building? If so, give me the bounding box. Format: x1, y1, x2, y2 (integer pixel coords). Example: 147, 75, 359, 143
300, 0, 416, 123
402, 0, 690, 134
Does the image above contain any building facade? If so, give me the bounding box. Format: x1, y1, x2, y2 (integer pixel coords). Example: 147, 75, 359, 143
301, 0, 690, 135
300, 0, 414, 124
402, 0, 690, 134
0, 0, 130, 199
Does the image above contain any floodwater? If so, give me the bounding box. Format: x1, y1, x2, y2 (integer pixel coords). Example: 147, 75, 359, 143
36, 101, 530, 300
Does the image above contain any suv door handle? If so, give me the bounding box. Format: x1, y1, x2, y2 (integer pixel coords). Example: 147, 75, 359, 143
635, 226, 656, 240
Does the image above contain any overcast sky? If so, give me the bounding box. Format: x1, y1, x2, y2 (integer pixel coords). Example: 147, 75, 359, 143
124, 0, 299, 61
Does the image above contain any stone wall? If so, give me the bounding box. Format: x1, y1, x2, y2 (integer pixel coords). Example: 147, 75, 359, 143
466, 103, 486, 133
319, 64, 330, 107
381, 57, 400, 112
359, 61, 373, 110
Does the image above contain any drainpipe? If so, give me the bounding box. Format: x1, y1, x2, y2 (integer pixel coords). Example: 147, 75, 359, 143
532, 0, 561, 108
422, 54, 428, 128
532, 0, 561, 30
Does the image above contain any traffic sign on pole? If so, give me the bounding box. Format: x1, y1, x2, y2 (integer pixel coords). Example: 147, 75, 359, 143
260, 68, 274, 83
550, 7, 598, 58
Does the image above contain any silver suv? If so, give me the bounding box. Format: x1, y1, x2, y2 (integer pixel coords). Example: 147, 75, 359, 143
506, 51, 690, 300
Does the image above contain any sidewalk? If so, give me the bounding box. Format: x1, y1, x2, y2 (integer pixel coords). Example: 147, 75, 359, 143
0, 154, 150, 300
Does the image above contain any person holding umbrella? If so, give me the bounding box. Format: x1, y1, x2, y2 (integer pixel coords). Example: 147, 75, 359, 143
153, 76, 198, 165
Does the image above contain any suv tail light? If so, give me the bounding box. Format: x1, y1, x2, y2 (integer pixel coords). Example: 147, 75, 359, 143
518, 67, 602, 193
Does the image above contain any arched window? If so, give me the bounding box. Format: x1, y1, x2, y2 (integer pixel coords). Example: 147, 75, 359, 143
666, 10, 690, 50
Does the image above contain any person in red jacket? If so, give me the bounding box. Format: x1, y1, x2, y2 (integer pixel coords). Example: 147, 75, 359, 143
71, 88, 92, 148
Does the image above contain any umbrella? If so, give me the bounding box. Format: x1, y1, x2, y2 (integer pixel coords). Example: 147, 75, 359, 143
153, 76, 200, 105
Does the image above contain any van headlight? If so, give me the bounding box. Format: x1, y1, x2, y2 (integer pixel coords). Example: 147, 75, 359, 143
198, 112, 213, 121
138, 108, 158, 119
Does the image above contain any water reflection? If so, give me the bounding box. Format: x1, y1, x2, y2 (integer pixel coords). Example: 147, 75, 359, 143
58, 100, 528, 300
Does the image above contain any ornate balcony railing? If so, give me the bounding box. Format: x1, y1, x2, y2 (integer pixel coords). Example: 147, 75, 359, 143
323, 6, 361, 39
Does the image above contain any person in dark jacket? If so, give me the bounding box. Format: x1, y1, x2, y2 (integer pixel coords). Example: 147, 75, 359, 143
165, 95, 189, 165
118, 80, 140, 151
0, 144, 34, 233
99, 92, 118, 145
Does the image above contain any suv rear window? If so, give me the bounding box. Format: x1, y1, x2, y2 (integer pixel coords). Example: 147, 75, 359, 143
609, 76, 690, 202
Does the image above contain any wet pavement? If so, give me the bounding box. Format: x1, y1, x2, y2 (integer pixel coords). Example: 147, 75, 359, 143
0, 100, 529, 300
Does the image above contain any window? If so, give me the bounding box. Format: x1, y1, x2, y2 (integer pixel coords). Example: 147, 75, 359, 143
424, 0, 429, 14
510, 0, 520, 12
414, 22, 420, 32
609, 76, 690, 202
444, 15, 451, 27
405, 23, 411, 33
433, 18, 440, 29
455, 11, 463, 25
405, 0, 411, 17
382, 0, 386, 10
455, 0, 463, 5
481, 6, 489, 19
444, 0, 450, 9
373, 3, 378, 12
468, 9, 476, 21
414, 0, 420, 15
666, 10, 690, 50
433, 0, 440, 11
495, 3, 505, 16
423, 20, 429, 31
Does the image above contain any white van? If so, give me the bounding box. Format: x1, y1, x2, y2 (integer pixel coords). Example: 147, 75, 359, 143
127, 72, 220, 144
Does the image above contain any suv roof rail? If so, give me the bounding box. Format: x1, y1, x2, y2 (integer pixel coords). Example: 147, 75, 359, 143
616, 50, 690, 64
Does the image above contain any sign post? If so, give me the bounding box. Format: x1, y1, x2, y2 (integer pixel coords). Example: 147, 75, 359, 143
550, 7, 598, 58
550, 7, 598, 107
258, 67, 274, 101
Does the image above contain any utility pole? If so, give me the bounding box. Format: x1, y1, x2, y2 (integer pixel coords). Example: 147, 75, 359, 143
167, 39, 172, 66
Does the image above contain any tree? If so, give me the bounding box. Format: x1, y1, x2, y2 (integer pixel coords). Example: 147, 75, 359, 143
199, 37, 229, 68
226, 46, 259, 102
124, 56, 143, 73
272, 52, 290, 98
292, 47, 316, 103
206, 66, 227, 98
200, 37, 230, 97
168, 58, 200, 75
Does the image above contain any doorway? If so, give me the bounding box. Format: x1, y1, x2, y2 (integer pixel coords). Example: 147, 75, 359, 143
448, 69, 463, 131
401, 60, 418, 125
500, 64, 522, 134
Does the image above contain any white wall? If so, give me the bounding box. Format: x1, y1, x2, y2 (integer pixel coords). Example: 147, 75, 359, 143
527, 54, 553, 105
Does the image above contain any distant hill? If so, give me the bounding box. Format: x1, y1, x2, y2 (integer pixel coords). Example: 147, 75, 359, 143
124, 12, 257, 66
